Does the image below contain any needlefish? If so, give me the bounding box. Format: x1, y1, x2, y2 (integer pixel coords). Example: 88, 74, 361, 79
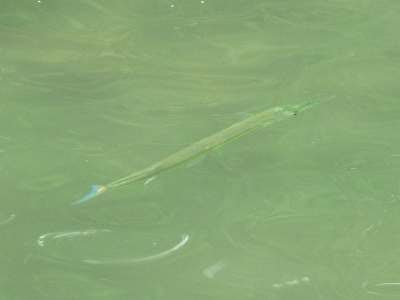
73, 102, 317, 205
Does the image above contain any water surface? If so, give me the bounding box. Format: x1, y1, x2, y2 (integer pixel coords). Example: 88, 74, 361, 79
2, 0, 400, 299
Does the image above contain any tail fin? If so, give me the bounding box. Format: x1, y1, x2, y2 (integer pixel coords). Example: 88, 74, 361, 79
72, 185, 107, 205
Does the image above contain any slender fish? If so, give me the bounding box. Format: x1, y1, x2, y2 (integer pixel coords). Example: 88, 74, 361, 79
73, 102, 316, 205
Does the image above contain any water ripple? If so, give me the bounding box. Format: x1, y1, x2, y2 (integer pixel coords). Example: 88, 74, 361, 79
35, 228, 188, 266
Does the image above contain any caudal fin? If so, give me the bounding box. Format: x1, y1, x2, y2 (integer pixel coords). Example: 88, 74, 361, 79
72, 185, 107, 205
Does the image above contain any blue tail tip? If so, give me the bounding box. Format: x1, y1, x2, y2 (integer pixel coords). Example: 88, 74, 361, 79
72, 184, 107, 205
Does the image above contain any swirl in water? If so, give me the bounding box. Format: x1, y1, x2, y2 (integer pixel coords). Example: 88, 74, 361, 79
83, 234, 190, 265
36, 229, 189, 265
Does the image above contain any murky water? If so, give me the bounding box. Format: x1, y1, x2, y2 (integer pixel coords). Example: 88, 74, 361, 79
2, 0, 400, 299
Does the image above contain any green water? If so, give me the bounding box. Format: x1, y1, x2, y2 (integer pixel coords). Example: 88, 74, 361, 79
2, 0, 400, 299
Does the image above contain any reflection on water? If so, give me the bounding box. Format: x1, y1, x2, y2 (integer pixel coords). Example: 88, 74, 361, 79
363, 282, 400, 297
37, 229, 111, 247
0, 213, 16, 226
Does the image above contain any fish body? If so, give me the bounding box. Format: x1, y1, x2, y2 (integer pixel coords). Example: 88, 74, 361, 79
74, 102, 316, 205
